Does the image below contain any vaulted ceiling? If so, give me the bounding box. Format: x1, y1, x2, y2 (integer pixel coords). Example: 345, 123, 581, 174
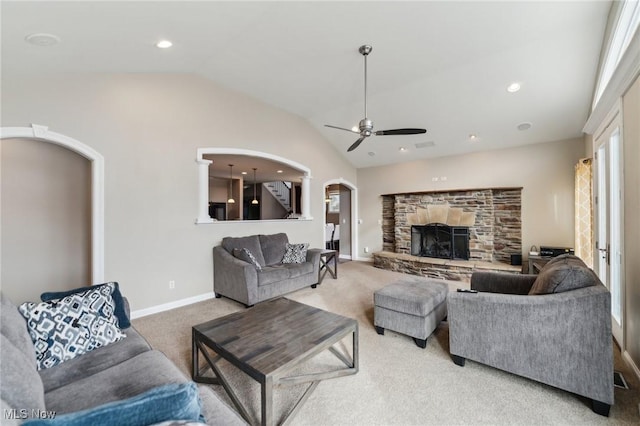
1, 1, 611, 168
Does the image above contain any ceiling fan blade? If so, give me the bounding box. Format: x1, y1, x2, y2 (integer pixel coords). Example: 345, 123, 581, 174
375, 128, 427, 136
325, 124, 360, 134
347, 137, 367, 152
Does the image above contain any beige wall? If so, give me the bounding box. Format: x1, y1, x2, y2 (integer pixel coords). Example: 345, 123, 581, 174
1, 138, 91, 303
1, 73, 356, 311
623, 75, 640, 369
357, 138, 584, 261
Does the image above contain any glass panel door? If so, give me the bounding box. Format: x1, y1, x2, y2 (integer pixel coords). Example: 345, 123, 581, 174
594, 113, 624, 346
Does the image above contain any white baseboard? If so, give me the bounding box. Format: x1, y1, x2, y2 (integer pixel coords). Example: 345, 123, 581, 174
623, 350, 640, 382
339, 254, 352, 260
355, 256, 374, 262
130, 292, 216, 319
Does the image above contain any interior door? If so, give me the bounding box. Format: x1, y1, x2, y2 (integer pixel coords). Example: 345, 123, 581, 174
594, 111, 624, 346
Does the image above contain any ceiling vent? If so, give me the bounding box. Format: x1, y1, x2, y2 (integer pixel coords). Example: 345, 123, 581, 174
415, 141, 436, 149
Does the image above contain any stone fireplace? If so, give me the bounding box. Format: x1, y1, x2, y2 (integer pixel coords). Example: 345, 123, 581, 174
375, 187, 523, 281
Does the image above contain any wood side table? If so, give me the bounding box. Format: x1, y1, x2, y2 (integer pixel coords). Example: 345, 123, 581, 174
319, 249, 338, 283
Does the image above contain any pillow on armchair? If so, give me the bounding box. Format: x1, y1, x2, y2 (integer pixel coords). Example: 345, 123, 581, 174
529, 254, 599, 295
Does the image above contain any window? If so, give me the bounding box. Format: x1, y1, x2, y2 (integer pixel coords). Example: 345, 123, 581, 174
593, 0, 640, 108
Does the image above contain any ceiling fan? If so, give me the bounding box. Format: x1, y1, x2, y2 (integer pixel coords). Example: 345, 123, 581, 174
325, 45, 427, 152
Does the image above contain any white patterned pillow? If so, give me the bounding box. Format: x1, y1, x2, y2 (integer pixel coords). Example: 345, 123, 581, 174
282, 243, 309, 264
232, 248, 262, 271
18, 282, 126, 370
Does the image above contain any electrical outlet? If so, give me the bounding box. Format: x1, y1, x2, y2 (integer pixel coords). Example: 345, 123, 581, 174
169, 280, 175, 290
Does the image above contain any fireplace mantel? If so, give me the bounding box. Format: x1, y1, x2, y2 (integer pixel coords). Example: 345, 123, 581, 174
381, 186, 523, 197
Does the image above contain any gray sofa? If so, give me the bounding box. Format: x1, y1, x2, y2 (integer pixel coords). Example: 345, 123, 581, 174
0, 291, 245, 425
448, 254, 613, 416
213, 233, 322, 307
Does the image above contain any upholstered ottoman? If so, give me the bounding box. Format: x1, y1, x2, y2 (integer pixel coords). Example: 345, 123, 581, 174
374, 277, 449, 348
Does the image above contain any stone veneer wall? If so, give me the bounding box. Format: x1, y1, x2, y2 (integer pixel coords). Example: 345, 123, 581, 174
381, 188, 522, 263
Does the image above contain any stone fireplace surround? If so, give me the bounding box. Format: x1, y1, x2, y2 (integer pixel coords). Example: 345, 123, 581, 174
375, 187, 523, 281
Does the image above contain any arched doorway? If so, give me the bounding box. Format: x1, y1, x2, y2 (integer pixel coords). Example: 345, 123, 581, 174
0, 124, 105, 283
323, 178, 358, 260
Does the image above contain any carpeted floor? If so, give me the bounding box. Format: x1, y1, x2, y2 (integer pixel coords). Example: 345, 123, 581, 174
133, 261, 640, 425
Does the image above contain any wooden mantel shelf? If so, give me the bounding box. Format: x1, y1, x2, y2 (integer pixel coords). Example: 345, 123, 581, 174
380, 187, 523, 197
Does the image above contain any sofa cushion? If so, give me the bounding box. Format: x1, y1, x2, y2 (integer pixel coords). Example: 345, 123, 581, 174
282, 243, 309, 264
1, 292, 38, 368
44, 350, 189, 414
25, 382, 203, 426
222, 235, 266, 266
38, 327, 152, 393
259, 233, 289, 265
529, 254, 599, 295
0, 334, 46, 418
41, 282, 131, 329
257, 263, 314, 286
232, 247, 262, 271
19, 283, 126, 370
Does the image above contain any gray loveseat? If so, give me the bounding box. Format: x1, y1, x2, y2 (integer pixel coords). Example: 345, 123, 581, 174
213, 233, 321, 307
0, 291, 245, 425
448, 254, 613, 416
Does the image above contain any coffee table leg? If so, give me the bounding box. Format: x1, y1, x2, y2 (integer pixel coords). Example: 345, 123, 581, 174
262, 376, 273, 426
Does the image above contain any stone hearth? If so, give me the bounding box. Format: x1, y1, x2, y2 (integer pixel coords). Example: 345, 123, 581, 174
373, 251, 521, 282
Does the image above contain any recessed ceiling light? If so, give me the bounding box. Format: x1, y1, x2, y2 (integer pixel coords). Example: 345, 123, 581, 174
368, 151, 376, 157
25, 33, 60, 47
507, 82, 521, 93
469, 134, 478, 141
241, 171, 248, 175
351, 126, 359, 132
399, 147, 407, 152
277, 170, 283, 174
156, 40, 173, 49
517, 122, 532, 131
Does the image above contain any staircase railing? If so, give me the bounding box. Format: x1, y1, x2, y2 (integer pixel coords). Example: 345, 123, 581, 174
263, 181, 291, 211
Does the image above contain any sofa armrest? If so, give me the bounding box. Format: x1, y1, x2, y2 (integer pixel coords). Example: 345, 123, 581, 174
448, 285, 613, 404
213, 246, 258, 305
306, 248, 322, 283
470, 271, 536, 294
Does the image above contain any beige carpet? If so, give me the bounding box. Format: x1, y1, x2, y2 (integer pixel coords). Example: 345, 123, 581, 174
133, 261, 640, 425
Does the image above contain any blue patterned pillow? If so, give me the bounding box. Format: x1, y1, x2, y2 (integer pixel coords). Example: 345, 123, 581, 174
233, 247, 262, 271
41, 281, 130, 329
19, 282, 126, 370
23, 382, 203, 425
282, 243, 309, 264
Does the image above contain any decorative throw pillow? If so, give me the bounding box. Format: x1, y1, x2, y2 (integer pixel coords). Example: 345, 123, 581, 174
19, 282, 126, 370
23, 382, 203, 426
232, 248, 262, 271
529, 254, 599, 295
41, 282, 130, 329
282, 243, 309, 264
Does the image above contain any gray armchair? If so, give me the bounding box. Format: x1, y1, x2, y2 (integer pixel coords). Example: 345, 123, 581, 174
448, 256, 613, 416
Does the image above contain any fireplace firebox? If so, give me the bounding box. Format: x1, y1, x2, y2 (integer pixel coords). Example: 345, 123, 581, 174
411, 224, 470, 260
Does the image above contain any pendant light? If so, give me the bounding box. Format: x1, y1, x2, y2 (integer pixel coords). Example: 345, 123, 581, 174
227, 164, 235, 204
251, 168, 259, 205
325, 186, 331, 203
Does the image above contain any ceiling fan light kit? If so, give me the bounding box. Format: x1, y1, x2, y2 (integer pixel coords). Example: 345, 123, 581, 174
325, 45, 427, 152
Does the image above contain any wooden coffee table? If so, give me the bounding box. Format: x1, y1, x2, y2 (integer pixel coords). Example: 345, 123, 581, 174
192, 298, 359, 426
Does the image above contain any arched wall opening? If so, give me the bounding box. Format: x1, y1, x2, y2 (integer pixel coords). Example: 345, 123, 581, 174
0, 124, 105, 285
196, 148, 313, 223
